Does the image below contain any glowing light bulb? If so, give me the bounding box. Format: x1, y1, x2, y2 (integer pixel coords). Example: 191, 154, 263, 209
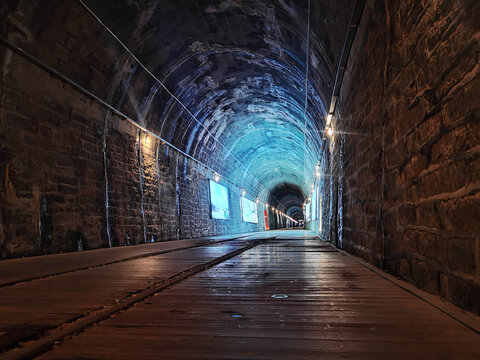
327, 127, 334, 137
214, 174, 220, 182
242, 189, 246, 196
145, 135, 150, 145
326, 114, 333, 125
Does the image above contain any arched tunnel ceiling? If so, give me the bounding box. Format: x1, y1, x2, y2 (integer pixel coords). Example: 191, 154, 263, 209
269, 183, 304, 220
84, 0, 355, 204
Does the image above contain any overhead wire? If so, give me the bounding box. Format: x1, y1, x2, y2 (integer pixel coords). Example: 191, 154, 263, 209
76, 0, 288, 211
301, 0, 311, 194
0, 38, 298, 222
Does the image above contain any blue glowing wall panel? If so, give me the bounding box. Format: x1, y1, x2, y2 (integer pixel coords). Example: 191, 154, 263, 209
209, 180, 230, 219
241, 197, 258, 223
305, 201, 311, 222
312, 186, 318, 220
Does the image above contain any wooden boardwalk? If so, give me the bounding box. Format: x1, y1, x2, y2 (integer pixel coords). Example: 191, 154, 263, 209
1, 231, 479, 359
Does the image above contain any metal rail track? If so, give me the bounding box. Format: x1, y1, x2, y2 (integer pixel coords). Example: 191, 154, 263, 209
0, 237, 272, 360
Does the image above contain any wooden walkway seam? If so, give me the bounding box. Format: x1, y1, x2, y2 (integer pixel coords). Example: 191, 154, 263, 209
0, 239, 269, 360
336, 248, 480, 334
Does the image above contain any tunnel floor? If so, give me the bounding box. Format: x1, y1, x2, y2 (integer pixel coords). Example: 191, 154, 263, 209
1, 231, 479, 359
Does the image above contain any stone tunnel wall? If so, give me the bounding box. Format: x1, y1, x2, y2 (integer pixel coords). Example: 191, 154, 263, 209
0, 5, 265, 259
335, 0, 480, 314
0, 52, 265, 257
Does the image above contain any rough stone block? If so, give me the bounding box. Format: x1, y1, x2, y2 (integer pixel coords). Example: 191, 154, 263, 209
441, 78, 480, 128
436, 40, 479, 100
419, 160, 467, 198
417, 201, 439, 229
405, 113, 441, 154
399, 257, 412, 279
411, 257, 439, 294
439, 274, 480, 314
385, 141, 407, 169
401, 153, 425, 184
398, 203, 416, 226
470, 153, 480, 184
435, 194, 480, 232
431, 115, 480, 163
447, 236, 476, 275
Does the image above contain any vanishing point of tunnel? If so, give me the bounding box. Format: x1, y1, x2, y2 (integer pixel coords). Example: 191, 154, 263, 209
0, 0, 480, 359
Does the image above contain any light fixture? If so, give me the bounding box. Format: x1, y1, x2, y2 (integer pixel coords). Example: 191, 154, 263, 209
145, 134, 150, 145
256, 198, 259, 203
214, 173, 220, 182
242, 189, 246, 196
326, 114, 333, 125
327, 127, 334, 137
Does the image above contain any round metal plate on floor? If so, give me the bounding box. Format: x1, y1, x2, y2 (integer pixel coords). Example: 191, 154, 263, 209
271, 294, 289, 299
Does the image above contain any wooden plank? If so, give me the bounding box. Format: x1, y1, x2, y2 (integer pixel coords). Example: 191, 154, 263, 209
0, 239, 264, 353
0, 234, 252, 287
34, 234, 480, 360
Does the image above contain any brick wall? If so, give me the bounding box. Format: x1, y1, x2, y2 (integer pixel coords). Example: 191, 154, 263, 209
0, 2, 265, 259
0, 48, 107, 256
334, 0, 480, 314
0, 49, 265, 258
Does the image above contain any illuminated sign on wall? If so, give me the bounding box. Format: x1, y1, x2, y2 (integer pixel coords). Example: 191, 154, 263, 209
209, 180, 230, 219
305, 200, 311, 222
311, 187, 317, 221
241, 196, 258, 223
319, 195, 323, 233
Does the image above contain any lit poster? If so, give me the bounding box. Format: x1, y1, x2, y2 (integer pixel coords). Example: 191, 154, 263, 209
241, 196, 258, 223
312, 187, 317, 220
209, 180, 230, 219
305, 200, 311, 222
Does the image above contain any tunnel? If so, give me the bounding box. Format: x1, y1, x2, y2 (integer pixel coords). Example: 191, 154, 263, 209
0, 0, 480, 358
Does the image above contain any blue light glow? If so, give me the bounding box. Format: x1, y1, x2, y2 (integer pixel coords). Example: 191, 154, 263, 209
241, 196, 258, 223
209, 180, 230, 219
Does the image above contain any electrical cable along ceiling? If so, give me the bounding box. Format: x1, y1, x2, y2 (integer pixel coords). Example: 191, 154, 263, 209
80, 0, 355, 209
